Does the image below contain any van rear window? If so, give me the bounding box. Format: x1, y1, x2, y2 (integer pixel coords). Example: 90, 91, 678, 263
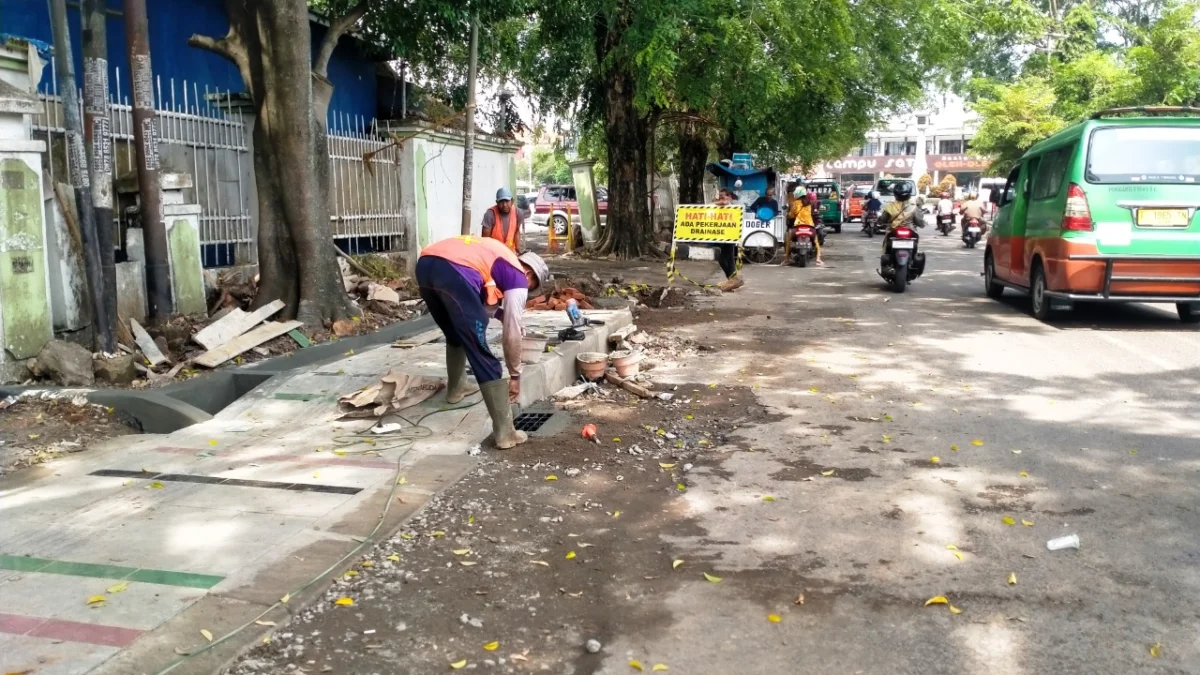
1087, 126, 1200, 184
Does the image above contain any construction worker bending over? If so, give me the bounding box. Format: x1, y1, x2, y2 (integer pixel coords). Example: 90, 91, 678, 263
416, 236, 550, 449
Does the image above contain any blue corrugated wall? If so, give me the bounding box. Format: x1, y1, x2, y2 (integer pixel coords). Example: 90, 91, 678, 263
1, 0, 379, 121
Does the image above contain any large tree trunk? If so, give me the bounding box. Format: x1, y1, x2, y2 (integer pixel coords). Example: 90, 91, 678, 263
190, 0, 359, 327
677, 121, 707, 204
594, 67, 652, 258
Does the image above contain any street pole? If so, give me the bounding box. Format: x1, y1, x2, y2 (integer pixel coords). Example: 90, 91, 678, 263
124, 0, 173, 319
459, 16, 478, 236
49, 0, 112, 352
82, 0, 117, 349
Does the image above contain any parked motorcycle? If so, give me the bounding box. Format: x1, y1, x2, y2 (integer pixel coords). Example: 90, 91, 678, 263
936, 212, 956, 236
878, 225, 926, 293
962, 216, 984, 248
791, 224, 818, 267
863, 210, 883, 238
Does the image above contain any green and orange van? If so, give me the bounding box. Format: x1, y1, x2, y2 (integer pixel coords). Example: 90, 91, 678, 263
984, 107, 1200, 322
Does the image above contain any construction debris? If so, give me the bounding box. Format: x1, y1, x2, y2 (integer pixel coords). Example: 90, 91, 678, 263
192, 300, 285, 351
194, 321, 304, 368
130, 319, 169, 366
337, 371, 445, 418
527, 287, 594, 311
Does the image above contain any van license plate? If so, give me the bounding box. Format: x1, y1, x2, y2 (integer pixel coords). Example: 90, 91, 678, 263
1137, 209, 1189, 227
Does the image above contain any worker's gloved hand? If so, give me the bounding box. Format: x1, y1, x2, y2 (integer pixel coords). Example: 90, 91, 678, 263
508, 378, 520, 402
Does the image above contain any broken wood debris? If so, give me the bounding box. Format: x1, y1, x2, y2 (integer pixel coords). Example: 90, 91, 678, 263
193, 299, 285, 351
130, 318, 169, 366
194, 321, 303, 368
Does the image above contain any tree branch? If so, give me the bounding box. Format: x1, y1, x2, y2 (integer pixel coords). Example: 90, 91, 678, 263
188, 31, 252, 96
314, 0, 370, 78
188, 34, 236, 62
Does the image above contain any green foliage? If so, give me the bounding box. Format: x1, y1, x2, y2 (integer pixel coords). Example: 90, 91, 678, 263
969, 0, 1200, 169
969, 77, 1066, 171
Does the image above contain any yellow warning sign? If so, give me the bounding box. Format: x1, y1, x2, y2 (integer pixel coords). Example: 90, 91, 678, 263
672, 205, 744, 243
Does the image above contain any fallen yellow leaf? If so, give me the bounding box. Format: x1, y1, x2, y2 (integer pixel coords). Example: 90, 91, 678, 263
676, 483, 687, 491
949, 605, 963, 614
453, 549, 471, 555
659, 463, 677, 469
545, 475, 558, 481
208, 440, 219, 446
566, 551, 577, 560
685, 414, 694, 420
200, 629, 214, 642
809, 387, 819, 393
952, 551, 964, 560
1150, 642, 1162, 658
930, 456, 941, 464
451, 660, 468, 670
629, 660, 644, 671
1012, 449, 1022, 455
1022, 520, 1035, 527
767, 613, 782, 623
106, 582, 129, 594
924, 595, 948, 606
971, 439, 984, 446
950, 445, 960, 451
334, 597, 354, 606
653, 665, 669, 672
1002, 516, 1016, 525
431, 531, 446, 537
344, 571, 359, 578
483, 641, 499, 651
1019, 471, 1029, 478
821, 469, 835, 476
882, 435, 892, 443
387, 554, 400, 562
612, 510, 621, 518
397, 476, 407, 485
703, 572, 722, 583
945, 544, 958, 550
672, 559, 684, 569
149, 481, 165, 489
1007, 572, 1017, 586
86, 595, 106, 605
280, 593, 291, 604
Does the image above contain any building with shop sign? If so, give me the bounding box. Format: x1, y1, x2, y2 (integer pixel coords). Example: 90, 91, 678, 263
817, 91, 996, 193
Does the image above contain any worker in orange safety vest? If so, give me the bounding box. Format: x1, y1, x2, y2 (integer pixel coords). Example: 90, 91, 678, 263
417, 235, 550, 449
481, 187, 523, 252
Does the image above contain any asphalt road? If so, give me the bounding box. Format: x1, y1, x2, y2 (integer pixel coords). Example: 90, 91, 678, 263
590, 226, 1200, 674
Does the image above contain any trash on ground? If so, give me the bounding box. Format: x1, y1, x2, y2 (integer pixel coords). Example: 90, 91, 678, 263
337, 371, 445, 418
1046, 534, 1080, 551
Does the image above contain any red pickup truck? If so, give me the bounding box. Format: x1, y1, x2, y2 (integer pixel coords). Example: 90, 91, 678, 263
532, 184, 608, 235
843, 184, 873, 222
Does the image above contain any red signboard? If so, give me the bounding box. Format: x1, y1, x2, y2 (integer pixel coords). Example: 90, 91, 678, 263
821, 154, 990, 174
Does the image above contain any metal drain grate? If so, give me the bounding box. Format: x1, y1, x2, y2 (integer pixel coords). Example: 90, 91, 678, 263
514, 412, 555, 432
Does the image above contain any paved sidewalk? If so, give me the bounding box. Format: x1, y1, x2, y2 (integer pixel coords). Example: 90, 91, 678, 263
0, 309, 629, 675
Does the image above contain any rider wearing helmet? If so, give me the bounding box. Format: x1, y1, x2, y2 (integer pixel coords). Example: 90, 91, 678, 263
879, 181, 924, 232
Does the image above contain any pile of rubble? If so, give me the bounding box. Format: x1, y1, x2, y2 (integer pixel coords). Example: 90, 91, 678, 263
526, 287, 595, 311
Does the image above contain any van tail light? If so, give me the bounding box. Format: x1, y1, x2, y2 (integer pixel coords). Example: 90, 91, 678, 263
1062, 183, 1093, 231
894, 227, 914, 239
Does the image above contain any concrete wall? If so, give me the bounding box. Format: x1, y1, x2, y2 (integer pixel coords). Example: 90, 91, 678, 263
396, 124, 521, 253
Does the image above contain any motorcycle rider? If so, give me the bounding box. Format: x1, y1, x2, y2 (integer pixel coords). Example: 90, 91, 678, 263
789, 190, 823, 266
937, 191, 954, 232
960, 192, 988, 235
863, 190, 883, 232
879, 181, 925, 247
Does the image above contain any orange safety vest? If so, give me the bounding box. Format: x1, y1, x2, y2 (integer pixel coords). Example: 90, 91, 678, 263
486, 205, 519, 250
420, 236, 523, 306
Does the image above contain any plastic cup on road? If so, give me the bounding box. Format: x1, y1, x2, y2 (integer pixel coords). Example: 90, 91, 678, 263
1046, 534, 1080, 551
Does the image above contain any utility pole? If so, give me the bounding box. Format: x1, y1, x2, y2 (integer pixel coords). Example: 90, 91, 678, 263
82, 0, 117, 349
124, 0, 173, 319
459, 16, 478, 236
49, 0, 113, 352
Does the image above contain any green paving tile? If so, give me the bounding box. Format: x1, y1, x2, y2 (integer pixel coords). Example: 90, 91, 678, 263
288, 329, 312, 348
41, 559, 138, 580
0, 553, 52, 572
1, 553, 223, 589
125, 567, 223, 589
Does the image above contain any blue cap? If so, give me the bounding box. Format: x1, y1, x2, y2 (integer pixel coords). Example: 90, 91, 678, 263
496, 187, 513, 202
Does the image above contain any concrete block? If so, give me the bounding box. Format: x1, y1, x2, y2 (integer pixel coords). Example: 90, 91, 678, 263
126, 228, 144, 262
42, 183, 90, 332
687, 244, 716, 260
116, 261, 147, 324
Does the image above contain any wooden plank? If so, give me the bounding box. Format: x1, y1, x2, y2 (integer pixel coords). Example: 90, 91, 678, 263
192, 300, 286, 351
194, 321, 303, 368
391, 327, 442, 348
130, 318, 169, 366
115, 310, 137, 352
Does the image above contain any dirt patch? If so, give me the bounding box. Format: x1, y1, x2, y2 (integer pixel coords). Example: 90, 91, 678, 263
224, 384, 781, 675
903, 458, 959, 469
769, 457, 878, 483
979, 484, 1036, 501
0, 394, 138, 476
1040, 507, 1096, 517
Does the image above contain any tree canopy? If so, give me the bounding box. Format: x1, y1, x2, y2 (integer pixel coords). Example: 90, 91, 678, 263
968, 0, 1200, 172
